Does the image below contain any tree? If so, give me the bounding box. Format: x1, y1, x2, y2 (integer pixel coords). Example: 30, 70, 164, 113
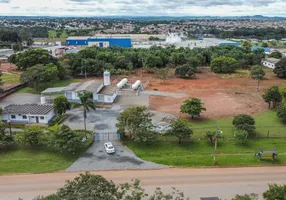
262, 85, 282, 108
234, 130, 248, 144
232, 193, 258, 200
116, 106, 156, 143
9, 48, 57, 70
232, 114, 256, 134
0, 123, 13, 150
203, 130, 223, 144
277, 104, 286, 119
167, 118, 193, 144
250, 65, 265, 91
73, 91, 95, 138
175, 64, 196, 78
262, 42, 268, 48
180, 98, 206, 119
242, 41, 252, 51
15, 126, 43, 147
155, 68, 169, 82
46, 125, 85, 153
53, 96, 70, 116
210, 56, 239, 73
34, 172, 190, 200
0, 72, 4, 93
263, 184, 286, 200
20, 63, 59, 90
269, 51, 282, 59
274, 57, 286, 78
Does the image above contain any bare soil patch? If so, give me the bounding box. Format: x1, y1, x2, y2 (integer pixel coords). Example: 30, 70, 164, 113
146, 68, 284, 119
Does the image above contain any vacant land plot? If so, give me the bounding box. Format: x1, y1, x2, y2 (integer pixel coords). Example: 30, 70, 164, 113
1, 72, 21, 89
148, 68, 285, 118
125, 138, 286, 167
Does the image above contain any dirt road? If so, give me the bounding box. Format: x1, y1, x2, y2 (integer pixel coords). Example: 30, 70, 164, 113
1, 167, 286, 200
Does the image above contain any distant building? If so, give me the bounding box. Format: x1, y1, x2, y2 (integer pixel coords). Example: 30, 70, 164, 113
251, 46, 271, 53
262, 58, 280, 69
2, 104, 55, 125
0, 49, 14, 57
66, 36, 132, 48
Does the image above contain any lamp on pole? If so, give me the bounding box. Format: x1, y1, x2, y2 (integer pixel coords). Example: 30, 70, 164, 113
213, 124, 219, 165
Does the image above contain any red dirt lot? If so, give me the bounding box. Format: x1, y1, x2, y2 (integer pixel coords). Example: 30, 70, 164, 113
0, 62, 16, 73
146, 68, 285, 119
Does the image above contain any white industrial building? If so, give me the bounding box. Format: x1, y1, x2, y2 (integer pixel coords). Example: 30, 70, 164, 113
262, 58, 280, 69
2, 104, 55, 125
41, 71, 117, 104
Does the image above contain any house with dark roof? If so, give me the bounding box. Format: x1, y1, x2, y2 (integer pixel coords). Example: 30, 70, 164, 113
2, 104, 55, 125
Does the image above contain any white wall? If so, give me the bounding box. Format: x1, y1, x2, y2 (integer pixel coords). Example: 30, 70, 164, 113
2, 110, 55, 124
262, 61, 275, 69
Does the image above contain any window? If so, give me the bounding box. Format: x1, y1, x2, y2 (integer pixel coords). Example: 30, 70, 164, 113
40, 117, 45, 120
23, 115, 27, 119
66, 92, 72, 99
11, 115, 16, 119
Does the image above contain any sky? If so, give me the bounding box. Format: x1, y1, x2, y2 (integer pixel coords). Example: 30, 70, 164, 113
1, 0, 286, 17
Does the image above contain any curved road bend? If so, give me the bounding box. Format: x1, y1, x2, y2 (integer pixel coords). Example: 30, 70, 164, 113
1, 167, 286, 200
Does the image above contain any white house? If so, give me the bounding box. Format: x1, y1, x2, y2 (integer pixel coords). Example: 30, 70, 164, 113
2, 104, 55, 125
262, 58, 280, 69
41, 71, 118, 104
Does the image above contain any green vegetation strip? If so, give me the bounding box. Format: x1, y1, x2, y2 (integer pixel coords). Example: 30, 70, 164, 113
125, 138, 286, 167
190, 110, 286, 138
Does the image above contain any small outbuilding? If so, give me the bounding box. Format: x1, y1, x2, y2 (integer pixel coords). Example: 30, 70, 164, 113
262, 58, 280, 69
2, 104, 55, 125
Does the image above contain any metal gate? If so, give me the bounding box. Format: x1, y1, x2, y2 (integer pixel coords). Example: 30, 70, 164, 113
95, 132, 120, 142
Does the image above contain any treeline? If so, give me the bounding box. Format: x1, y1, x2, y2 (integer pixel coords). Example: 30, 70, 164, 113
61, 45, 264, 76
8, 45, 267, 90
218, 28, 286, 40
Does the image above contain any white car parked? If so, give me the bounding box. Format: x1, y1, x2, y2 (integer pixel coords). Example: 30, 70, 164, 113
104, 142, 115, 154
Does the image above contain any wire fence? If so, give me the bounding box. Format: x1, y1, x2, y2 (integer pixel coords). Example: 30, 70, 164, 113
159, 125, 286, 141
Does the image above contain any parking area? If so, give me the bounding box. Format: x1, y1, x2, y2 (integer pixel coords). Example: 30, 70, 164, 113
66, 141, 167, 171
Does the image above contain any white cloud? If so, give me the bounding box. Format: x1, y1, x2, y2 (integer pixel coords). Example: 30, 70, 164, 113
0, 0, 286, 16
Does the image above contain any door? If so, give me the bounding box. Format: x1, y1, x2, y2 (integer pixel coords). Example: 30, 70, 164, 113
99, 42, 103, 48
36, 117, 39, 123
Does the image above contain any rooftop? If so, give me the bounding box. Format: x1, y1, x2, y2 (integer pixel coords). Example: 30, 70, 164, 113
64, 80, 103, 93
264, 57, 280, 64
98, 85, 117, 95
3, 104, 54, 115
41, 87, 65, 95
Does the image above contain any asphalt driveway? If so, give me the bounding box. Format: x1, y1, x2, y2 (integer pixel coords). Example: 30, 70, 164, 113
66, 141, 167, 171
0, 93, 40, 107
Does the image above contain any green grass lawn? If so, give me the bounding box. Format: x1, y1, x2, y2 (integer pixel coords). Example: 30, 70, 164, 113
17, 78, 82, 94
189, 110, 286, 139
2, 73, 20, 85
0, 136, 92, 174
125, 138, 286, 167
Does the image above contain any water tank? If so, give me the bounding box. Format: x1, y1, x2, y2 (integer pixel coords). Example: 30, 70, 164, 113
103, 70, 111, 86
40, 97, 46, 104
132, 80, 141, 90
116, 78, 128, 89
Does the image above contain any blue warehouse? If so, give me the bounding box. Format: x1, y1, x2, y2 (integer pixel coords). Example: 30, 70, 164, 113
66, 36, 132, 48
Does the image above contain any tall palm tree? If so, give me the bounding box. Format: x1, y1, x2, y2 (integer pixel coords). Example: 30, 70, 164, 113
73, 91, 96, 138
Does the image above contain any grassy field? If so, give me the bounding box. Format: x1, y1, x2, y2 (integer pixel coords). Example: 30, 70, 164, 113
17, 78, 82, 94
2, 73, 20, 85
189, 110, 286, 139
0, 136, 92, 174
125, 138, 286, 167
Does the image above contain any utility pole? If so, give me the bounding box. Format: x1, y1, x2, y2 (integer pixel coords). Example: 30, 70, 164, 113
213, 124, 219, 165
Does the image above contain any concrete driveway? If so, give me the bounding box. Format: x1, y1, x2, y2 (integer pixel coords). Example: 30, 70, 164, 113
66, 141, 166, 171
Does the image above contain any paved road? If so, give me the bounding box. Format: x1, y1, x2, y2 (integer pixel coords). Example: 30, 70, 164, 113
66, 141, 166, 172
1, 167, 286, 200
0, 167, 286, 200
